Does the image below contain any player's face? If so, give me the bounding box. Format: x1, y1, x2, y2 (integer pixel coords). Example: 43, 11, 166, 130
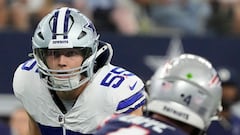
46, 48, 84, 71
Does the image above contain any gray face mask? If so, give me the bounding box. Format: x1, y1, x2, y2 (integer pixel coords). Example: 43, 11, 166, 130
49, 74, 82, 90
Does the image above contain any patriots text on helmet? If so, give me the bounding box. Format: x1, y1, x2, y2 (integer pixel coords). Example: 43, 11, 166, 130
163, 105, 189, 120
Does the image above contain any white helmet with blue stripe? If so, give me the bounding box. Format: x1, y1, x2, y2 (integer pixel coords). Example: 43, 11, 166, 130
32, 7, 99, 91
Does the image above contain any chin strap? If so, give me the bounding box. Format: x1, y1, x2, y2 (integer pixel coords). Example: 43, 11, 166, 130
94, 40, 113, 73
49, 90, 67, 114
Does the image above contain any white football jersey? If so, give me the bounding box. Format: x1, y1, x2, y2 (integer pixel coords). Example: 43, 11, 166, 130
13, 59, 146, 135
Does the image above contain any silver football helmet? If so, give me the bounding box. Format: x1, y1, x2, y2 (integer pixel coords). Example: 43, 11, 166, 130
32, 7, 99, 91
147, 54, 222, 131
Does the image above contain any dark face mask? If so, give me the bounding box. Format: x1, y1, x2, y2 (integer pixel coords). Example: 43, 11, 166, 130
221, 84, 239, 111
222, 99, 235, 111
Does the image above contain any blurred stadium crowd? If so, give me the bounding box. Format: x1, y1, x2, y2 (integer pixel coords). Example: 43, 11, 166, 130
1, 0, 240, 36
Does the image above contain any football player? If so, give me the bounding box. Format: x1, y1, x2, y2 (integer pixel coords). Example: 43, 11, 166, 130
207, 66, 240, 135
95, 54, 223, 135
13, 7, 146, 135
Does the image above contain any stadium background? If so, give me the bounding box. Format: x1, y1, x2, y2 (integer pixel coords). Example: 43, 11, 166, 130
1, 33, 240, 92
1, 33, 240, 117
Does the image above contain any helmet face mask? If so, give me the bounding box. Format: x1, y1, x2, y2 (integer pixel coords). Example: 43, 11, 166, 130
32, 7, 99, 91
147, 54, 222, 131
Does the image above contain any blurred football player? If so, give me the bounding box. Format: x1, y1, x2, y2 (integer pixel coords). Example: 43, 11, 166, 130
12, 7, 146, 135
207, 66, 240, 135
95, 53, 223, 135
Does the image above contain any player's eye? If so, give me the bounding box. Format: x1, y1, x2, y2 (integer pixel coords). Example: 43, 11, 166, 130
46, 49, 81, 57
46, 50, 61, 57
64, 49, 81, 57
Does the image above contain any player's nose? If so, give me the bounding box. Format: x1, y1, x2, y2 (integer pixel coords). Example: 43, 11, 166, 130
57, 55, 68, 68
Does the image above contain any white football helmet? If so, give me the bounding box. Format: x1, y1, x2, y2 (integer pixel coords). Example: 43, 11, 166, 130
147, 54, 222, 131
32, 7, 100, 91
